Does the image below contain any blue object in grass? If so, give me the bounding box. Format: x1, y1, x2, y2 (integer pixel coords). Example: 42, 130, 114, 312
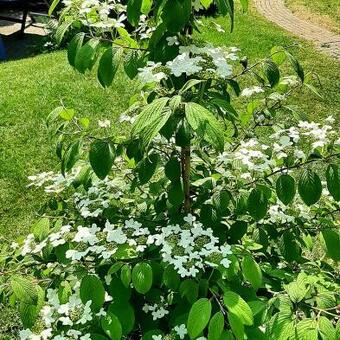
0, 35, 6, 61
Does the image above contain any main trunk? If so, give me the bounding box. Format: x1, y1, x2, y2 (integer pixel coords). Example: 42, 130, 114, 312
181, 146, 191, 213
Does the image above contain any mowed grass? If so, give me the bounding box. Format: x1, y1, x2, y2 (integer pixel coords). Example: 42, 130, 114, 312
285, 0, 340, 33
0, 7, 339, 243
0, 52, 135, 240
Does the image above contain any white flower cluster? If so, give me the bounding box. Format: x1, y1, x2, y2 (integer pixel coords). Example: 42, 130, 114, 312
241, 86, 264, 97
28, 170, 76, 194
73, 176, 125, 218
271, 117, 338, 153
218, 117, 338, 181
138, 44, 239, 84
142, 296, 169, 320
150, 214, 232, 277
76, 0, 127, 29
19, 284, 97, 339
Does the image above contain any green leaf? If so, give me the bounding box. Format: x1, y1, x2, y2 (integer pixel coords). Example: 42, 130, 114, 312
187, 298, 212, 339
124, 51, 143, 79
168, 181, 184, 206
276, 174, 296, 205
109, 277, 131, 303
247, 187, 268, 221
108, 301, 135, 334
280, 231, 301, 262
208, 311, 224, 340
201, 0, 213, 9
62, 139, 81, 175
179, 79, 205, 94
74, 38, 100, 74
19, 286, 44, 328
101, 312, 122, 340
68, 33, 85, 67
263, 59, 280, 87
132, 262, 153, 294
127, 0, 143, 26
32, 217, 50, 241
296, 319, 318, 340
321, 229, 340, 261
55, 21, 71, 44
228, 313, 244, 340
298, 169, 322, 206
89, 139, 115, 180
120, 264, 132, 288
210, 98, 238, 121
316, 292, 336, 309
223, 291, 253, 326
286, 51, 304, 82
212, 190, 231, 216
228, 220, 247, 244
59, 108, 75, 121
284, 281, 307, 303
216, 0, 235, 31
162, 0, 191, 33
11, 276, 38, 305
180, 279, 199, 304
141, 0, 153, 14
80, 275, 105, 312
165, 157, 181, 182
138, 153, 160, 184
132, 97, 170, 147
271, 46, 287, 65
241, 255, 262, 290
326, 164, 340, 201
185, 102, 224, 152
319, 316, 336, 340
58, 281, 72, 304
163, 265, 181, 290
98, 47, 123, 87
48, 0, 60, 16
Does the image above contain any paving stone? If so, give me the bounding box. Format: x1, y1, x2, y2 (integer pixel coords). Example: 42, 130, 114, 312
254, 0, 340, 59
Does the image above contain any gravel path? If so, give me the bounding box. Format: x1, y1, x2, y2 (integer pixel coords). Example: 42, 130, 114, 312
253, 0, 340, 58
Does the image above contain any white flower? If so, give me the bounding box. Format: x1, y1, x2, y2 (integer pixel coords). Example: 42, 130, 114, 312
19, 329, 33, 340
166, 36, 179, 46
152, 336, 163, 340
65, 249, 88, 261
241, 86, 264, 97
59, 316, 73, 326
167, 53, 203, 77
10, 242, 19, 249
74, 225, 99, 245
184, 214, 196, 225
80, 334, 91, 340
220, 258, 231, 268
98, 119, 111, 128
138, 61, 167, 84
40, 328, 53, 340
174, 324, 188, 339
77, 301, 93, 324
96, 308, 107, 317
325, 115, 335, 124
104, 222, 127, 244
67, 329, 82, 338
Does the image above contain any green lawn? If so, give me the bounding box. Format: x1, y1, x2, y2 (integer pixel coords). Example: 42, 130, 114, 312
0, 7, 339, 243
285, 0, 340, 33
0, 54, 135, 240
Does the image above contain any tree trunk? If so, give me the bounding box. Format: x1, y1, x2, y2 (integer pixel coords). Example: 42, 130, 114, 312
181, 146, 191, 213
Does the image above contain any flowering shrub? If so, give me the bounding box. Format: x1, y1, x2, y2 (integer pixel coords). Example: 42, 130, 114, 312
1, 0, 340, 339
